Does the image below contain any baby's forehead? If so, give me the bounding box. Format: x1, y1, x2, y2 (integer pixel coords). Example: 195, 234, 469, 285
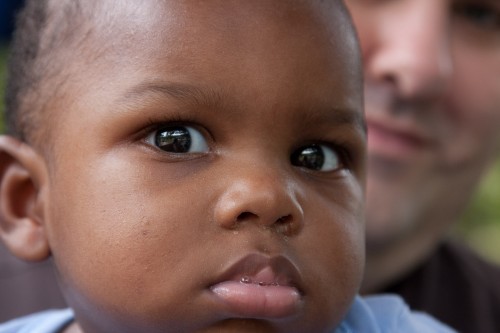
73, 0, 346, 45
55, 0, 356, 83
42, 0, 362, 134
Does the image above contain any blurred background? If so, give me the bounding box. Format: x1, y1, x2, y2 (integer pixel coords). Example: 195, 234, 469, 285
456, 165, 500, 264
0, 0, 499, 265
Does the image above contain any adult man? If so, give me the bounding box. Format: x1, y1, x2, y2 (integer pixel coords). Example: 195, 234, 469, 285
345, 0, 500, 332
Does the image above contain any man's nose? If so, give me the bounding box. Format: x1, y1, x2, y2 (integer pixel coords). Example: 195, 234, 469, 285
213, 165, 304, 237
368, 0, 453, 100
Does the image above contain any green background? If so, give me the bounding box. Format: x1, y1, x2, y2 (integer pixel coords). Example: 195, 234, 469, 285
1, 45, 499, 264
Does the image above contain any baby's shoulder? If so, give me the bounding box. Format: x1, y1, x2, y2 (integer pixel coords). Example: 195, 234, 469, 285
336, 295, 457, 333
0, 309, 73, 333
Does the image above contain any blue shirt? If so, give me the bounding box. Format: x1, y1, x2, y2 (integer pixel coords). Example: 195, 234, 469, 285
0, 295, 455, 333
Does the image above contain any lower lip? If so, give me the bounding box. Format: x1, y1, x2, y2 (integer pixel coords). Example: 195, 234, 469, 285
210, 281, 302, 319
367, 123, 426, 159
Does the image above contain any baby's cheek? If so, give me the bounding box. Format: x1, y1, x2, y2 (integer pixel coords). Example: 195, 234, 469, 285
295, 207, 364, 328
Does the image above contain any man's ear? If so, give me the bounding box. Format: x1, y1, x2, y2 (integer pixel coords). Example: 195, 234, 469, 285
0, 135, 50, 261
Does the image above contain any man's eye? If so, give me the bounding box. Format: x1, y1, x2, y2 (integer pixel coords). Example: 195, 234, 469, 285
146, 126, 208, 153
290, 144, 342, 172
453, 3, 500, 30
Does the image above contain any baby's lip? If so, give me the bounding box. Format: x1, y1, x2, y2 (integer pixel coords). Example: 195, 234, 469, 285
214, 253, 302, 287
209, 254, 304, 319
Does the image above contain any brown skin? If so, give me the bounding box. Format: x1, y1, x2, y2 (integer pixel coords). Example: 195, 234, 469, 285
0, 1, 365, 332
346, 0, 500, 292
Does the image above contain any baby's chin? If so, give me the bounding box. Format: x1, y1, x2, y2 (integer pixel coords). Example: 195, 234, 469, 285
67, 291, 339, 333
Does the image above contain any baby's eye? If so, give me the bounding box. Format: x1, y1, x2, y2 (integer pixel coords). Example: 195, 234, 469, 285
146, 126, 209, 153
290, 144, 342, 172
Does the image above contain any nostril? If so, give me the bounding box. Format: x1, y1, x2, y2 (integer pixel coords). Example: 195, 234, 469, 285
230, 211, 300, 236
275, 215, 298, 236
276, 215, 292, 225
237, 211, 256, 221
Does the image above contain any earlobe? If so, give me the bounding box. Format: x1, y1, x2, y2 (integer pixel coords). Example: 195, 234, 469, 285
0, 135, 50, 261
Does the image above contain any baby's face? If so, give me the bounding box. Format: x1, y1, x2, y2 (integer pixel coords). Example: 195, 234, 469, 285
43, 1, 365, 332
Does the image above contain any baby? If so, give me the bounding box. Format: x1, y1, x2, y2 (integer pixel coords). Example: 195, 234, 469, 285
0, 0, 455, 332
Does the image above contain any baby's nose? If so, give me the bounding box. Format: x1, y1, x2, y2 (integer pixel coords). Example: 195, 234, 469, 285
213, 171, 304, 237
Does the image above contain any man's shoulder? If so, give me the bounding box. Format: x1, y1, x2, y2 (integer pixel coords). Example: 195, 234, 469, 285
336, 295, 456, 333
427, 239, 500, 302
389, 239, 500, 297
440, 239, 500, 285
0, 309, 73, 333
384, 239, 500, 332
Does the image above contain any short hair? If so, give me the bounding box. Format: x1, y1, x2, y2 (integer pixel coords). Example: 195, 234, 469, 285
5, 0, 90, 147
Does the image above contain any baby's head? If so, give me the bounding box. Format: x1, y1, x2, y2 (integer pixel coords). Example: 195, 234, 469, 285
0, 1, 365, 332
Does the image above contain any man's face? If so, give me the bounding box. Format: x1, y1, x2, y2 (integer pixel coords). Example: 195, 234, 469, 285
346, 0, 500, 248
41, 1, 365, 332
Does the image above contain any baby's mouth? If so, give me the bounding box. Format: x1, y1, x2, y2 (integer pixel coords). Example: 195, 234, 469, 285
209, 254, 303, 319
239, 274, 280, 286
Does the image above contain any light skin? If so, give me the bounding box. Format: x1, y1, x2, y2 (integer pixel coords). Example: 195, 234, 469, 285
0, 1, 366, 332
345, 0, 500, 292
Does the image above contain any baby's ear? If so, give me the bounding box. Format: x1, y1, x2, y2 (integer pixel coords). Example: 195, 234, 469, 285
0, 135, 50, 261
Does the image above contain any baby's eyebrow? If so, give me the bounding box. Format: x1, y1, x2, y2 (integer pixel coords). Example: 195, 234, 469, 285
337, 109, 366, 135
298, 106, 366, 136
117, 80, 366, 134
118, 81, 224, 109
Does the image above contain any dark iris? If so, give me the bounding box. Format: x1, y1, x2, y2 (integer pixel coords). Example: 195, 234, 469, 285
291, 145, 325, 171
155, 127, 191, 153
